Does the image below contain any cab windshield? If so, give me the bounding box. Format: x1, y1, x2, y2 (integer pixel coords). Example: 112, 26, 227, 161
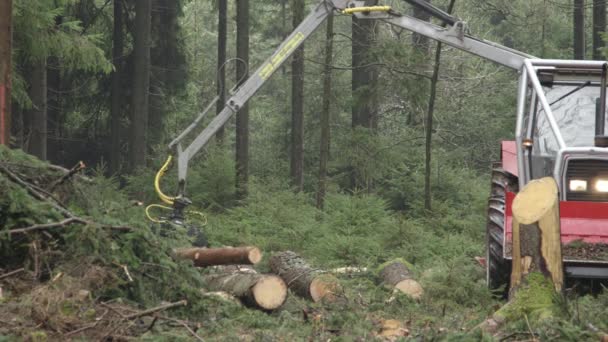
531, 84, 602, 178
535, 85, 601, 154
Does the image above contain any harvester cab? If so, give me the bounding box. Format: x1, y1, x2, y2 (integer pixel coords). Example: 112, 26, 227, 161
488, 60, 608, 291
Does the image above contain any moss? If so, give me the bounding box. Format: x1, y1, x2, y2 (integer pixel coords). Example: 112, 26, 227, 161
495, 272, 561, 322
28, 331, 47, 342
375, 258, 416, 276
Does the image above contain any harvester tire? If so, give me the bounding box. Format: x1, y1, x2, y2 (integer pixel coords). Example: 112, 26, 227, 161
486, 167, 518, 296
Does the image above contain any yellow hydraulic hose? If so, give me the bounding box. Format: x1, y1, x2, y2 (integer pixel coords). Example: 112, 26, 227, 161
342, 6, 391, 15
155, 155, 176, 205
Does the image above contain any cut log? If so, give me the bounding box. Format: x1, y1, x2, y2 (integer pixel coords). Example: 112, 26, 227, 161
203, 272, 287, 310
487, 177, 564, 327
510, 177, 563, 293
173, 246, 262, 267
377, 259, 423, 300
268, 251, 340, 302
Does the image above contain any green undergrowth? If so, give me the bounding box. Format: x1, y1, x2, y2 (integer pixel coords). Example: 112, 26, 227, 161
1, 146, 607, 340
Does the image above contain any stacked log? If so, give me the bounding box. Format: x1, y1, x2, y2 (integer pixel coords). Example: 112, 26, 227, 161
173, 246, 262, 267
203, 272, 287, 310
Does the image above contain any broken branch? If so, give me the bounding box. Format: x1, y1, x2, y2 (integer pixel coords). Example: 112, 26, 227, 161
124, 300, 188, 320
0, 268, 25, 280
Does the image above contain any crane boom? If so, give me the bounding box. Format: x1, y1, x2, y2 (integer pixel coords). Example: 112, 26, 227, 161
169, 0, 533, 198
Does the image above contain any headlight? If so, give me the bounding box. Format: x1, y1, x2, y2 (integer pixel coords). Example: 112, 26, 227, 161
596, 180, 608, 192
569, 179, 588, 192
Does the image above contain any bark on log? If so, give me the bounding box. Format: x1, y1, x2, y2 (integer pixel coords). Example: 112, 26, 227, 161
483, 177, 565, 326
203, 272, 287, 310
268, 251, 340, 302
173, 247, 262, 267
377, 259, 423, 299
510, 177, 563, 294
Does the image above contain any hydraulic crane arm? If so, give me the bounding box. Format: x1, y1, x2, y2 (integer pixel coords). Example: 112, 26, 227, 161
167, 0, 534, 202
169, 0, 348, 197
369, 2, 533, 70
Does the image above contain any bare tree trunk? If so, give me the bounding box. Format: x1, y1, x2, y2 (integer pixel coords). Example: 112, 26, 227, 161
236, 0, 250, 199
351, 17, 378, 129
216, 0, 227, 143
593, 0, 606, 60
424, 0, 455, 211
110, 0, 124, 174
129, 0, 151, 172
574, 0, 586, 60
316, 15, 334, 209
0, 0, 12, 146
46, 57, 61, 164
26, 60, 47, 161
290, 0, 305, 192
412, 0, 432, 53
281, 0, 287, 74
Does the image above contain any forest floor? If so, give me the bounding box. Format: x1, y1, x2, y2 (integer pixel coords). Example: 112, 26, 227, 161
1, 146, 607, 341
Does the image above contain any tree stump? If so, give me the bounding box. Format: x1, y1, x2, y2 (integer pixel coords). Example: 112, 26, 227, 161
510, 177, 563, 294
268, 251, 340, 302
491, 177, 564, 324
377, 259, 423, 300
173, 246, 262, 267
203, 272, 287, 310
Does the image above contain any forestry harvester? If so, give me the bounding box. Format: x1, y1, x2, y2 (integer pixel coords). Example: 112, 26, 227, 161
155, 0, 608, 286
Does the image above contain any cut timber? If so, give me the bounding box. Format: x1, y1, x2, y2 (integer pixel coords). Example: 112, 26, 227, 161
203, 273, 287, 310
173, 246, 262, 267
378, 259, 423, 300
510, 177, 563, 294
486, 177, 564, 326
269, 251, 340, 302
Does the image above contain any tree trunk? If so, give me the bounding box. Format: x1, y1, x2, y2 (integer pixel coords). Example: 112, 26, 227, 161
574, 0, 586, 60
593, 0, 606, 60
269, 251, 340, 302
351, 15, 378, 190
424, 0, 455, 211
203, 272, 287, 310
129, 0, 151, 172
46, 56, 61, 164
316, 15, 334, 209
110, 0, 124, 174
236, 0, 249, 199
216, 0, 227, 143
377, 259, 423, 299
412, 0, 432, 53
351, 17, 378, 129
0, 0, 12, 147
26, 60, 47, 161
173, 246, 262, 267
501, 177, 564, 321
290, 0, 305, 192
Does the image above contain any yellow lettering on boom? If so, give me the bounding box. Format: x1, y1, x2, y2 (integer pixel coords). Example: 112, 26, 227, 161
259, 32, 305, 80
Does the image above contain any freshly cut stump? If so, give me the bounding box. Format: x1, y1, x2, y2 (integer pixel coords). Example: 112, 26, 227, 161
378, 259, 423, 299
510, 177, 563, 294
173, 246, 262, 267
269, 251, 340, 302
479, 177, 564, 331
203, 272, 287, 310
